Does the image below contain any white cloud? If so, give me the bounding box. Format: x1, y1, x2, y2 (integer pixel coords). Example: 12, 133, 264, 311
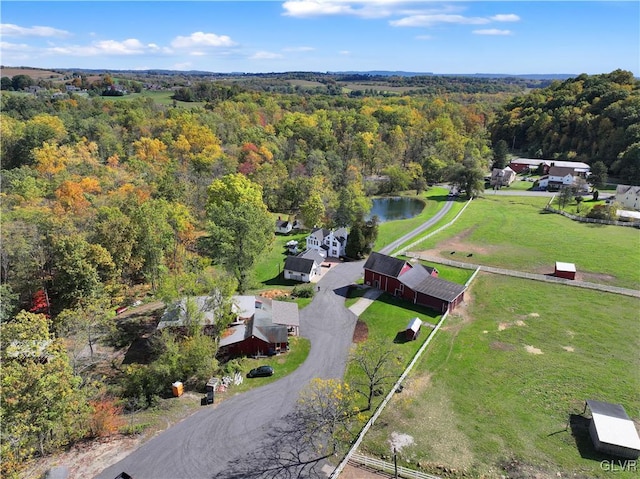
282, 46, 315, 52
282, 0, 357, 18
473, 29, 512, 36
391, 14, 489, 27
339, 50, 350, 55
94, 39, 147, 55
0, 23, 71, 38
250, 51, 284, 60
43, 39, 169, 57
0, 41, 32, 52
282, 0, 415, 19
415, 34, 432, 40
491, 14, 520, 22
171, 32, 236, 49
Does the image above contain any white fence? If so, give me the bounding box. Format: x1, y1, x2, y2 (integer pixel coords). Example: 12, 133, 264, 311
349, 452, 442, 479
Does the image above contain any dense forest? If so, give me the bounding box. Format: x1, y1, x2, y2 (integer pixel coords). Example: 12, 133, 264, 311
1, 69, 637, 476
490, 69, 640, 183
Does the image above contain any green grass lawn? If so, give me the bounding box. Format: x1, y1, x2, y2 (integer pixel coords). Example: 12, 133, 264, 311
407, 195, 640, 290
359, 274, 640, 478
251, 230, 309, 289
343, 292, 443, 412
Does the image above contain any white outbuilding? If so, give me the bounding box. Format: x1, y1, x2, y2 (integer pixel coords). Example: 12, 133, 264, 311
585, 399, 640, 459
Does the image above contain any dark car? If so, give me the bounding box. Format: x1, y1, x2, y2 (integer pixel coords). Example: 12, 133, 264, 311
247, 365, 274, 378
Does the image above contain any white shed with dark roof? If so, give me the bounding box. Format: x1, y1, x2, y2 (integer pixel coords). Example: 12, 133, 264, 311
586, 399, 640, 459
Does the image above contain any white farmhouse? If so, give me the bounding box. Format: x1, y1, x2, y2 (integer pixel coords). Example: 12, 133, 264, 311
305, 227, 348, 258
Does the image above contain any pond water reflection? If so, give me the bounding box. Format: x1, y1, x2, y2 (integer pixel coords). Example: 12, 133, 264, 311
366, 196, 425, 222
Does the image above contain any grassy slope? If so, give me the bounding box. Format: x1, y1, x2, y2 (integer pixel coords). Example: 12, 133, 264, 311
359, 274, 640, 478
408, 195, 640, 290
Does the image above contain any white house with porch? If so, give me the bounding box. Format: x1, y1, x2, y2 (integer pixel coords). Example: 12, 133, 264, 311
305, 227, 348, 258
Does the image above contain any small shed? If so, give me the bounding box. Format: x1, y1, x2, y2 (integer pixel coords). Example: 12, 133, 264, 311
554, 261, 576, 280
405, 317, 422, 341
585, 399, 640, 459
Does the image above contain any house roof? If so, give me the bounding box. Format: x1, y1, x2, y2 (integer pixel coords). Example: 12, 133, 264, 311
399, 266, 466, 302
586, 400, 640, 451
272, 300, 300, 327
510, 158, 590, 171
252, 313, 288, 344
299, 249, 325, 264
218, 324, 247, 347
422, 264, 438, 275
232, 295, 257, 319
275, 219, 291, 228
284, 256, 315, 275
548, 166, 576, 177
363, 251, 408, 278
309, 227, 331, 241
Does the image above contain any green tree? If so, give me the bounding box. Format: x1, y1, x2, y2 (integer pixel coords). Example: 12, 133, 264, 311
300, 190, 326, 229
590, 161, 608, 189
492, 139, 510, 169
205, 174, 273, 293
448, 160, 486, 199
1, 311, 90, 477
52, 234, 115, 310
557, 185, 577, 210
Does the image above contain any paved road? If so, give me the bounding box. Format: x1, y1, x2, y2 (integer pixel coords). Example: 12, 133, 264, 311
380, 198, 455, 255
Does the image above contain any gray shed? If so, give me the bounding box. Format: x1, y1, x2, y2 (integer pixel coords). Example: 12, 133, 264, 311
586, 399, 640, 459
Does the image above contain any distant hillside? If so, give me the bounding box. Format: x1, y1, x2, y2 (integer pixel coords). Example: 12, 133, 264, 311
2, 66, 581, 81
0, 66, 66, 80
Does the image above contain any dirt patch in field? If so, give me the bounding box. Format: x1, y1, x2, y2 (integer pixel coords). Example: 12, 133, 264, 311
525, 345, 543, 354
441, 288, 475, 334
562, 346, 575, 352
498, 322, 509, 331
389, 432, 415, 452
413, 227, 498, 259
353, 320, 369, 343
491, 341, 515, 351
260, 289, 291, 299
22, 434, 143, 479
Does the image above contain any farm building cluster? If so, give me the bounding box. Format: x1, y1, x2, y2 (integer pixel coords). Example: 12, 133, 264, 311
158, 295, 299, 359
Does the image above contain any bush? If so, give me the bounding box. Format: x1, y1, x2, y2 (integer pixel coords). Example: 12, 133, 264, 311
292, 284, 316, 298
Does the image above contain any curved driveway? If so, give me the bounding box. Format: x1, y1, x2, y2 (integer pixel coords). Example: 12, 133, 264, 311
96, 261, 364, 479
96, 199, 456, 479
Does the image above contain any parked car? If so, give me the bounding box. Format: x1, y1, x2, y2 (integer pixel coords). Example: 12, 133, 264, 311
247, 365, 274, 378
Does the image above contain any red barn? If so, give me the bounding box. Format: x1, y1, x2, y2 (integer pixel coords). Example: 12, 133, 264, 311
554, 261, 576, 280
363, 252, 465, 313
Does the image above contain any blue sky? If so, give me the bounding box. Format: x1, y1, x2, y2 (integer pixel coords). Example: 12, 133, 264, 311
1, 1, 638, 75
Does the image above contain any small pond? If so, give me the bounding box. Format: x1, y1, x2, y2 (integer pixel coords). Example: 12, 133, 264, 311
366, 196, 425, 223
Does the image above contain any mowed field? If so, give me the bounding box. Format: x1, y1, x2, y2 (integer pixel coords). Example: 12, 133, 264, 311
351, 195, 639, 478
407, 195, 640, 290
359, 274, 640, 478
